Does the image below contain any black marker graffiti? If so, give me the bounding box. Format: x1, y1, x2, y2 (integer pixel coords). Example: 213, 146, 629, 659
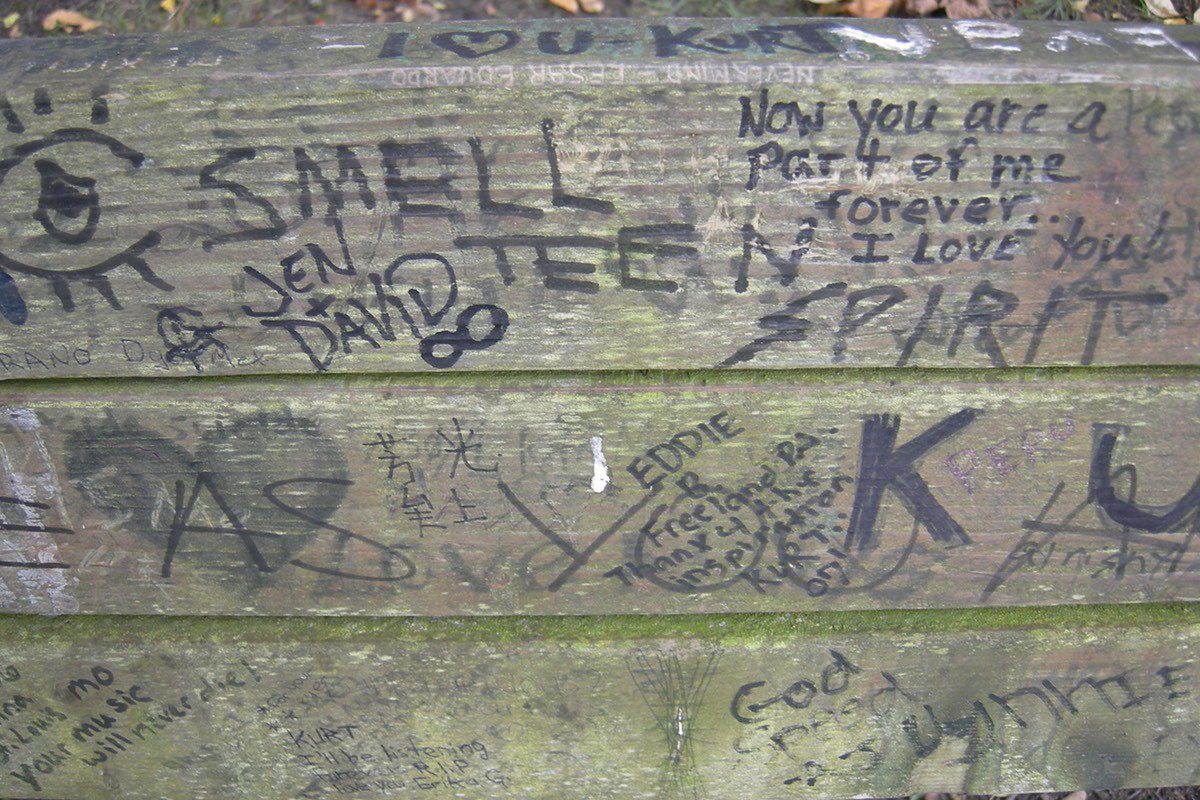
981, 421, 1200, 601
430, 30, 519, 60
1090, 423, 1200, 532
65, 412, 416, 583
846, 409, 980, 552
0, 495, 73, 569
243, 216, 510, 371
498, 479, 662, 591
419, 304, 508, 369
157, 306, 228, 372
0, 91, 169, 321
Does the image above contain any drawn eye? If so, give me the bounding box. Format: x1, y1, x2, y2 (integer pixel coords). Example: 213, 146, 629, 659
33, 158, 100, 245
0, 91, 171, 323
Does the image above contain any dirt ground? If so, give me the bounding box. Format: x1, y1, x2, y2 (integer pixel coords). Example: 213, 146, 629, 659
0, 0, 1174, 40
594, 790, 1200, 800
911, 791, 1200, 800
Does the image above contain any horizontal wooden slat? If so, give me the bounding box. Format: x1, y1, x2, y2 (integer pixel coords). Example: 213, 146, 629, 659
0, 21, 1197, 378
0, 610, 1194, 798
1, 371, 1198, 615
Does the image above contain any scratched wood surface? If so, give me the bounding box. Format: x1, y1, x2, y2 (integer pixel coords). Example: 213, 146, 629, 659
0, 16, 1199, 800
0, 612, 1194, 799
0, 21, 1197, 377
0, 372, 1196, 616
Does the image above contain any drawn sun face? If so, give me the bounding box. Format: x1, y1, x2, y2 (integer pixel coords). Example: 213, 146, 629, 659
0, 89, 171, 324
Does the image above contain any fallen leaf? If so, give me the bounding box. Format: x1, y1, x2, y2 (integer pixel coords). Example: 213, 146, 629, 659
943, 0, 991, 17
548, 0, 580, 11
1144, 0, 1180, 16
902, 0, 940, 15
2, 12, 18, 27
160, 0, 176, 13
42, 9, 101, 32
578, 0, 604, 12
845, 0, 894, 18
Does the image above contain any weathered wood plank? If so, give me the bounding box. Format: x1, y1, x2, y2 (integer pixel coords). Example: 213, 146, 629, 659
0, 610, 1195, 798
0, 21, 1198, 378
3, 371, 1199, 615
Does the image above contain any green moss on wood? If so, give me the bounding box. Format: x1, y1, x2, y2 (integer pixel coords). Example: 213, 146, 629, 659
3, 601, 1199, 645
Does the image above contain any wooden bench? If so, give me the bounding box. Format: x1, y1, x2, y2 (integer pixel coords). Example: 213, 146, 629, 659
0, 17, 1198, 798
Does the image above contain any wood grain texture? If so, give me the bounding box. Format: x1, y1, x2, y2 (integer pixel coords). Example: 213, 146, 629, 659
3, 20, 1200, 799
0, 21, 1197, 377
2, 371, 1198, 616
0, 611, 1195, 798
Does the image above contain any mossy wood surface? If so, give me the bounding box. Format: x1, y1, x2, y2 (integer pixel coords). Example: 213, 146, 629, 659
2, 17, 1200, 800
0, 22, 1196, 377
0, 612, 1195, 799
2, 372, 1199, 615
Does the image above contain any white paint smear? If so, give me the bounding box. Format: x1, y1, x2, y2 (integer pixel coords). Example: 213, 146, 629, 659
589, 436, 610, 493
0, 407, 78, 613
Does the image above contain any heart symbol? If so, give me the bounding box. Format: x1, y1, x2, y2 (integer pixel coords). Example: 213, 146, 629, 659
431, 30, 519, 60
64, 411, 347, 579
195, 411, 349, 571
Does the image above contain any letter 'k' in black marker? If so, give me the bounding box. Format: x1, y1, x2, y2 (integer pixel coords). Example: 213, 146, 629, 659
845, 409, 981, 553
